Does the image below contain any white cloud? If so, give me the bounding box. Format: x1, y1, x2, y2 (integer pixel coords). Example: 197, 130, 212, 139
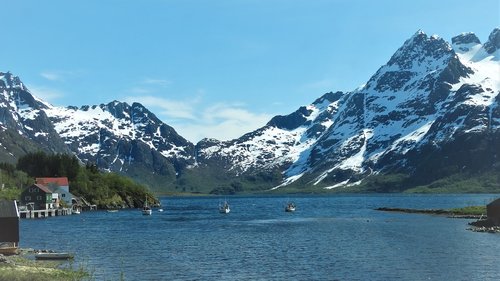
124, 95, 273, 143
40, 70, 83, 82
302, 78, 336, 92
40, 71, 62, 81
175, 103, 273, 143
124, 95, 197, 120
129, 87, 151, 94
27, 85, 65, 104
142, 78, 171, 87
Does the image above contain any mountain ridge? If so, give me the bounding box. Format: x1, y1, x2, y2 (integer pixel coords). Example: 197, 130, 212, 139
1, 28, 498, 193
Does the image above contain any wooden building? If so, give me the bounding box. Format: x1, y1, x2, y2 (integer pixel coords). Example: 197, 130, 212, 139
20, 184, 54, 210
0, 200, 19, 254
36, 177, 76, 207
487, 198, 500, 226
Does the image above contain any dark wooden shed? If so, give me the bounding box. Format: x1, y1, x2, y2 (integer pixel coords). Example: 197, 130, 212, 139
487, 198, 500, 226
0, 200, 19, 254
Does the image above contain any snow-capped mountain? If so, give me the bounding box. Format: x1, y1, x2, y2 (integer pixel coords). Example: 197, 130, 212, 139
0, 28, 498, 193
197, 28, 500, 190
0, 73, 194, 188
45, 101, 194, 170
0, 71, 71, 162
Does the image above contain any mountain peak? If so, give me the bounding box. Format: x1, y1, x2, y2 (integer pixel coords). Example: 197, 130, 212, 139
387, 29, 452, 70
0, 71, 28, 91
483, 27, 500, 54
452, 32, 481, 45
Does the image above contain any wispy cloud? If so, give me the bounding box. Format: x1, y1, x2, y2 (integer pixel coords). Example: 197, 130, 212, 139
129, 87, 152, 94
188, 103, 272, 142
40, 70, 84, 82
142, 78, 171, 87
124, 95, 273, 143
302, 78, 336, 92
40, 71, 63, 81
124, 95, 197, 120
27, 85, 65, 104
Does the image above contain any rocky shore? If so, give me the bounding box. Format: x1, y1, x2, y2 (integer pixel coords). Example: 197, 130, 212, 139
376, 206, 499, 234
467, 226, 500, 233
374, 207, 483, 219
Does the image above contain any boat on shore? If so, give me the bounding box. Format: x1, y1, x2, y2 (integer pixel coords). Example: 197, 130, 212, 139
0, 246, 18, 255
35, 252, 74, 260
219, 200, 230, 214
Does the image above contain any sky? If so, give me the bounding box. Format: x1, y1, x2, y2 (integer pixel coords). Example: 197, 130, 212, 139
1, 0, 499, 143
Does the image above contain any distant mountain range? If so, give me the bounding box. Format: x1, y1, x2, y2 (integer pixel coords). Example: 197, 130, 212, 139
1, 28, 499, 193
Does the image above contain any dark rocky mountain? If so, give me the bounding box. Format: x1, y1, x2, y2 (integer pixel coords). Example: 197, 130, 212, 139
0, 28, 498, 193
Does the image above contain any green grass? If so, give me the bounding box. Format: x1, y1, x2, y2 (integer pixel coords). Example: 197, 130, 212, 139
0, 251, 91, 281
448, 205, 487, 215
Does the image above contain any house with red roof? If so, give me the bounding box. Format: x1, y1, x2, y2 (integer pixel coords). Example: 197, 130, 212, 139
35, 177, 76, 208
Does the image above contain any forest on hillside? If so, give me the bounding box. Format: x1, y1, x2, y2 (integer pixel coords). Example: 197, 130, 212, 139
0, 152, 157, 208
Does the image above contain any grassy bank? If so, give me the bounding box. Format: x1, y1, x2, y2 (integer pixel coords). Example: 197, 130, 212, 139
0, 250, 89, 281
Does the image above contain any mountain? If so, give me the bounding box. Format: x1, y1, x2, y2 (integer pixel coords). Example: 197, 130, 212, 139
196, 28, 500, 191
0, 72, 72, 163
0, 28, 498, 193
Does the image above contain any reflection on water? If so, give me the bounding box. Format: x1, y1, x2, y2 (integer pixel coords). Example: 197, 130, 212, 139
20, 194, 500, 280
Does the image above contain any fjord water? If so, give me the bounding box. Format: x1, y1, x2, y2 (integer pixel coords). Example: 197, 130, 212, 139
20, 194, 500, 280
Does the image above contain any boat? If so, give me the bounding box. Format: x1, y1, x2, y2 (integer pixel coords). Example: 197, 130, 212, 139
219, 200, 230, 214
0, 247, 17, 255
285, 202, 296, 212
0, 243, 18, 255
157, 208, 164, 212
142, 197, 152, 215
107, 209, 119, 213
35, 252, 74, 260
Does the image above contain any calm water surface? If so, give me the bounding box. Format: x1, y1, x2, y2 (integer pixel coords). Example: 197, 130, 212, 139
20, 194, 500, 280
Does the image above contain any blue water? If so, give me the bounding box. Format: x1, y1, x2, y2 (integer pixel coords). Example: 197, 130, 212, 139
20, 194, 500, 280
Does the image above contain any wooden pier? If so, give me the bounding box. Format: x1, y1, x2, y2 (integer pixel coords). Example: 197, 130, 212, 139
19, 208, 73, 219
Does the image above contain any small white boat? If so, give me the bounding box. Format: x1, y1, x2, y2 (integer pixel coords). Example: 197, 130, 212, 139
35, 252, 74, 260
157, 208, 164, 212
142, 197, 152, 216
285, 202, 296, 212
219, 200, 230, 214
107, 209, 119, 213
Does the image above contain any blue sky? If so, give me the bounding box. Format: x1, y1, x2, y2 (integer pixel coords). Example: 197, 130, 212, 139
2, 0, 499, 142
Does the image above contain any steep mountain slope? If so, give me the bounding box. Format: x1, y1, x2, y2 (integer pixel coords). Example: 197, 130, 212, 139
44, 101, 195, 189
197, 28, 500, 191
0, 72, 195, 190
0, 72, 71, 163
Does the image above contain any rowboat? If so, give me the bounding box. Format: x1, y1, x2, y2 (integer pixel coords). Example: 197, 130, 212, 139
35, 252, 74, 260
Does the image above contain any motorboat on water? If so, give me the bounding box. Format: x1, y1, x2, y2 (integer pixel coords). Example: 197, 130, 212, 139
219, 200, 230, 214
285, 202, 296, 212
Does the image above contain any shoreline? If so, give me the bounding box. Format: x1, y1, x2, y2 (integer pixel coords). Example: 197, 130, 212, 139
374, 207, 484, 219
0, 248, 88, 281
